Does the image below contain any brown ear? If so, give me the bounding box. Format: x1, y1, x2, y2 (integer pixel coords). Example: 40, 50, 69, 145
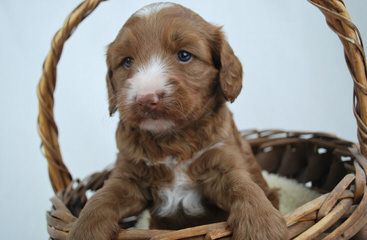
106, 69, 117, 116
213, 29, 243, 103
106, 42, 118, 116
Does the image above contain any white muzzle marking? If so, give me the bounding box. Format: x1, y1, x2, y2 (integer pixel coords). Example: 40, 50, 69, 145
126, 56, 171, 104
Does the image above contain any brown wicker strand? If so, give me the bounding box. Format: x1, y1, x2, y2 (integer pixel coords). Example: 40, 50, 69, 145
37, 0, 105, 192
117, 229, 172, 240
309, 0, 367, 157
294, 198, 354, 240
283, 190, 353, 226
342, 210, 367, 240
353, 161, 366, 202
322, 186, 367, 239
149, 222, 229, 240
288, 221, 315, 240
317, 174, 355, 220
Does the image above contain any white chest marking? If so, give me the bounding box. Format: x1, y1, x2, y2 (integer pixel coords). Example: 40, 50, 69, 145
154, 142, 225, 217
157, 157, 203, 217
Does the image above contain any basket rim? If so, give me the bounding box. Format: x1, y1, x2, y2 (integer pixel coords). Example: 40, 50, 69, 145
47, 128, 367, 240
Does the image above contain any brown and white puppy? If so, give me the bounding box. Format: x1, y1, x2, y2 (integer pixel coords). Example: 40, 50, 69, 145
68, 3, 288, 240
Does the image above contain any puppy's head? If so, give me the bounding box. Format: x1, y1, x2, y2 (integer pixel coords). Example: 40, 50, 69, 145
107, 2, 242, 133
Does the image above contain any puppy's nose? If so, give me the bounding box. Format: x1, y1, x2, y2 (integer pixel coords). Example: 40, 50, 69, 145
136, 93, 159, 109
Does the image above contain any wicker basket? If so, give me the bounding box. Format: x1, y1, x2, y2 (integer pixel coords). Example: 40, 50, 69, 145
38, 0, 367, 239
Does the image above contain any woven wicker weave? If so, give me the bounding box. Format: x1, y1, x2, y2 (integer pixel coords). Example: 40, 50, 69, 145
38, 0, 367, 239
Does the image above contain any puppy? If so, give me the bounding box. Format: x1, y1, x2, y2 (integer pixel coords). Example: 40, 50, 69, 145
68, 3, 288, 240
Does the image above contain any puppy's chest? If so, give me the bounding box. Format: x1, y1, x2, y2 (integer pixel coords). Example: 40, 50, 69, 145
147, 156, 204, 217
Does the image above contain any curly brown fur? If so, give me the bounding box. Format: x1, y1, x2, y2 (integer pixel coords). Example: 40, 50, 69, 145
68, 3, 288, 240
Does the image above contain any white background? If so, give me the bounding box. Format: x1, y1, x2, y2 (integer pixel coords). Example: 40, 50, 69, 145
1, 0, 366, 239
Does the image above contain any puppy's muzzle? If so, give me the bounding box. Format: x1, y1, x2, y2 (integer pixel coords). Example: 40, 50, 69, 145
136, 93, 160, 110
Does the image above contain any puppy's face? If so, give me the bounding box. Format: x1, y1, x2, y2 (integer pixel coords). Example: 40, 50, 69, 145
107, 3, 242, 133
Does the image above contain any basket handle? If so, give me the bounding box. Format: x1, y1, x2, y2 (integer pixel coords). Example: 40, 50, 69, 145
309, 0, 367, 156
38, 0, 367, 193
37, 0, 105, 192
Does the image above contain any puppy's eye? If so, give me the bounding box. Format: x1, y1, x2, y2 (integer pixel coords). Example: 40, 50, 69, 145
121, 57, 133, 69
177, 51, 192, 63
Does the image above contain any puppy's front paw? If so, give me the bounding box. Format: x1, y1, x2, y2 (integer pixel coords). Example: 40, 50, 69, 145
67, 215, 119, 240
228, 202, 288, 240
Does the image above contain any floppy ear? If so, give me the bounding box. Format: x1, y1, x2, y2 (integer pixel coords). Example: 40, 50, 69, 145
212, 29, 243, 103
106, 69, 117, 116
106, 42, 118, 116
